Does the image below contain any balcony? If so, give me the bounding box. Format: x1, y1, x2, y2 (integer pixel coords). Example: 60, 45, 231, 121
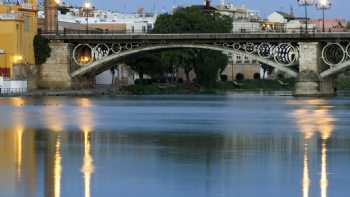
20, 3, 36, 11
0, 13, 23, 20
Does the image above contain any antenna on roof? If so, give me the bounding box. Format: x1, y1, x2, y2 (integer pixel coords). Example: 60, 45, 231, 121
290, 5, 294, 17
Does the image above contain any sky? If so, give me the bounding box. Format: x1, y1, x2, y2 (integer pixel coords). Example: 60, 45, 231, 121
67, 0, 349, 19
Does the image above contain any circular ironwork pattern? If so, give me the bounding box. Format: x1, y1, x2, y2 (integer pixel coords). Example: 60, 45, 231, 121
73, 44, 94, 66
245, 43, 255, 54
322, 43, 346, 67
346, 43, 350, 58
111, 43, 122, 54
93, 43, 110, 60
273, 43, 299, 65
258, 43, 272, 58
71, 41, 303, 67
233, 43, 241, 50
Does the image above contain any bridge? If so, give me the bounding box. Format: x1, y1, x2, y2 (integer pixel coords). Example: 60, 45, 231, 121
39, 32, 350, 96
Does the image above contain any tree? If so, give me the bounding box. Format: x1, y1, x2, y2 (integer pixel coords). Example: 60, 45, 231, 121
33, 35, 51, 65
347, 21, 350, 31
123, 52, 165, 81
261, 64, 274, 79
152, 6, 233, 87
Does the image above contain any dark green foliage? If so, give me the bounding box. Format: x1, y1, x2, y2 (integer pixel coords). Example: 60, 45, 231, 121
123, 52, 165, 80
253, 73, 261, 80
153, 7, 233, 33
261, 63, 274, 79
58, 6, 70, 15
33, 35, 51, 65
220, 75, 228, 82
151, 6, 233, 87
236, 73, 245, 81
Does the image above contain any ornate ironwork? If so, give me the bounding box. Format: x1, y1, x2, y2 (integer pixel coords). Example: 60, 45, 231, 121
72, 41, 300, 68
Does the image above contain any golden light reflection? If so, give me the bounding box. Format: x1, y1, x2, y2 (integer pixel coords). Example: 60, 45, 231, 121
320, 142, 328, 197
81, 129, 94, 197
290, 99, 333, 197
16, 127, 24, 179
77, 98, 93, 108
42, 100, 64, 132
10, 97, 25, 107
78, 98, 94, 197
54, 136, 62, 197
303, 145, 310, 197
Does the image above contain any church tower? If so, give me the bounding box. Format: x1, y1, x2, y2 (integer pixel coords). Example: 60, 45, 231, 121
44, 0, 58, 32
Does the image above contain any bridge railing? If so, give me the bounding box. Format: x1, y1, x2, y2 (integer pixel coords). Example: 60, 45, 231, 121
40, 29, 322, 36
39, 28, 152, 35
0, 88, 27, 97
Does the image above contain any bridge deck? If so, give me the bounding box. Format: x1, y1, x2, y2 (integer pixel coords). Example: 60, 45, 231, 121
42, 32, 350, 42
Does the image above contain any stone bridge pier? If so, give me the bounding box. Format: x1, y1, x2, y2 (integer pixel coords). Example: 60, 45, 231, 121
294, 42, 336, 97
38, 42, 94, 89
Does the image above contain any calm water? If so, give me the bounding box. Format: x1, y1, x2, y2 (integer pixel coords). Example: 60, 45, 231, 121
0, 94, 350, 197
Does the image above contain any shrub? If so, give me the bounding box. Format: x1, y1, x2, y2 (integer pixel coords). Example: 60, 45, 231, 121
253, 73, 261, 80
220, 74, 228, 82
33, 34, 51, 65
236, 73, 245, 81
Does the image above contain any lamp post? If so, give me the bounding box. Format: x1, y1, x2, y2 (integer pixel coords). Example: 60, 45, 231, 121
55, 0, 60, 34
316, 0, 331, 32
297, 0, 315, 34
84, 1, 92, 34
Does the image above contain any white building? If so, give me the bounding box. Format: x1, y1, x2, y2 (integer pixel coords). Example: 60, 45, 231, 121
38, 5, 157, 33
217, 2, 262, 32
286, 19, 316, 33
0, 77, 27, 94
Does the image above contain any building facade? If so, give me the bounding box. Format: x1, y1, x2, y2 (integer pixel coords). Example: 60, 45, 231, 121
0, 0, 37, 78
216, 2, 261, 33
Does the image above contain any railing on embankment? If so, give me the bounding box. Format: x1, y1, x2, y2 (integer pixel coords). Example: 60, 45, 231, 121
0, 88, 27, 97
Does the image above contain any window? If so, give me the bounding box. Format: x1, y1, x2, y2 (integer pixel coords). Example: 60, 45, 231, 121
24, 16, 30, 32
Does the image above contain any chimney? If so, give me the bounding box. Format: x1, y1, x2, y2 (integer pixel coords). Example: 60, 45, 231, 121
204, 0, 210, 8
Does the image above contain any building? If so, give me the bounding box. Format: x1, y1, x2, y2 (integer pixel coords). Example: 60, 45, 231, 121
266, 11, 318, 33
0, 0, 37, 78
221, 53, 261, 80
38, 4, 156, 33
216, 1, 261, 33
264, 11, 295, 32
310, 18, 347, 32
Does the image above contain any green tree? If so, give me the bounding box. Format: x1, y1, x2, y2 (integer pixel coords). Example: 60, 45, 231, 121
124, 52, 165, 80
152, 6, 233, 87
347, 21, 350, 30
33, 35, 51, 65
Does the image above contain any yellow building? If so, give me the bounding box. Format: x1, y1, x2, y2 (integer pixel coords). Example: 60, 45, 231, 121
0, 0, 37, 78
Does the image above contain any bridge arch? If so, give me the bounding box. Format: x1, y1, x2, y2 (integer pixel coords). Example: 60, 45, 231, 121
71, 44, 299, 78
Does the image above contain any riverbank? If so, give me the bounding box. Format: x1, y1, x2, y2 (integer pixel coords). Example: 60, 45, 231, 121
122, 79, 296, 95
2, 79, 350, 97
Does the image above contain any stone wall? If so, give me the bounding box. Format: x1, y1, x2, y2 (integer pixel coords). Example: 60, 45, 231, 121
38, 42, 72, 89
12, 64, 38, 90
295, 42, 336, 96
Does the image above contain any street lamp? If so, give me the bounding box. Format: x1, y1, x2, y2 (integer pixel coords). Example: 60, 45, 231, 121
84, 1, 92, 33
316, 0, 331, 32
55, 0, 60, 34
297, 0, 315, 33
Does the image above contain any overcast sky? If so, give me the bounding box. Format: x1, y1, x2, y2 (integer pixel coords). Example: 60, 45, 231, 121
68, 0, 349, 19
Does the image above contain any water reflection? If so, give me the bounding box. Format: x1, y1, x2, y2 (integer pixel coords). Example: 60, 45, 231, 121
1, 96, 350, 197
82, 130, 94, 197
303, 145, 310, 197
291, 99, 334, 197
77, 98, 95, 197
53, 135, 62, 197
16, 127, 24, 179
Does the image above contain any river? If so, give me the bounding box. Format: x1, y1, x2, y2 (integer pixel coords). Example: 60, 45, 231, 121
0, 94, 350, 197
